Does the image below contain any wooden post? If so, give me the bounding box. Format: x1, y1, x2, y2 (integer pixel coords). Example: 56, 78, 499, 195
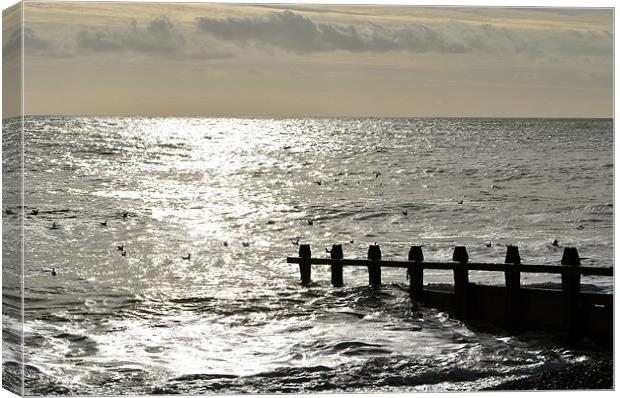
330, 244, 344, 287
561, 247, 581, 342
504, 245, 521, 330
452, 246, 469, 318
367, 244, 382, 286
299, 244, 312, 286
408, 246, 424, 300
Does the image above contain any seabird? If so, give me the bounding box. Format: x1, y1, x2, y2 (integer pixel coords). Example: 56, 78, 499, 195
401, 210, 408, 216
5, 209, 13, 215
552, 239, 559, 247
242, 242, 250, 247
291, 237, 300, 246
375, 172, 381, 179
315, 181, 322, 186
51, 268, 57, 277
223, 241, 228, 247
121, 251, 127, 257
30, 209, 39, 215
181, 253, 191, 260
307, 220, 314, 226
457, 200, 464, 205
122, 211, 128, 219
117, 245, 124, 251
485, 242, 492, 248
577, 224, 585, 230
100, 220, 108, 227
349, 239, 354, 244
50, 222, 59, 230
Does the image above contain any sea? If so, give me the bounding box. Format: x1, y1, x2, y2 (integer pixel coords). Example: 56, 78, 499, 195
1, 116, 614, 395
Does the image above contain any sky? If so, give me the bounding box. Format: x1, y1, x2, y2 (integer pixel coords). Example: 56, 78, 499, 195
2, 1, 614, 118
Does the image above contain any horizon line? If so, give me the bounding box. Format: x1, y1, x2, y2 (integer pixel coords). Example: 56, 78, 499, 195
3, 114, 614, 120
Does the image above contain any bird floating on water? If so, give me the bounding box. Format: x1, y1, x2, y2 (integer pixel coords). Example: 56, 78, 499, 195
100, 220, 108, 227
552, 239, 559, 247
117, 245, 124, 251
50, 222, 59, 230
223, 241, 229, 247
51, 268, 57, 277
401, 210, 408, 216
457, 200, 464, 204
291, 237, 300, 246
5, 209, 14, 215
242, 242, 250, 247
122, 211, 128, 219
307, 220, 314, 226
375, 172, 381, 179
181, 253, 191, 260
577, 224, 585, 230
121, 251, 127, 257
30, 209, 39, 215
485, 242, 492, 248
315, 181, 322, 186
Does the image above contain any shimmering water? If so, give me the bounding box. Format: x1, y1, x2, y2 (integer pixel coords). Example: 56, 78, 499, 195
2, 116, 613, 394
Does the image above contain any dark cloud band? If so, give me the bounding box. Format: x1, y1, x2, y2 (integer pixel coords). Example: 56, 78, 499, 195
196, 10, 612, 57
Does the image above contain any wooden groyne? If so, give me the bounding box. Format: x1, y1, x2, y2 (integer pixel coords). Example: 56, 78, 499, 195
287, 244, 613, 346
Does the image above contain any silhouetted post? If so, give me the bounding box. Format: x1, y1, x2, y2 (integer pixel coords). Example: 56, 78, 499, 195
452, 246, 469, 318
408, 246, 424, 300
504, 245, 521, 330
367, 244, 382, 286
561, 247, 581, 342
330, 244, 344, 287
299, 244, 312, 286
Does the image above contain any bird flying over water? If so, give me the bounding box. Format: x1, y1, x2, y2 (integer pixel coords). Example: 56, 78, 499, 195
117, 245, 124, 251
552, 239, 559, 247
291, 237, 300, 246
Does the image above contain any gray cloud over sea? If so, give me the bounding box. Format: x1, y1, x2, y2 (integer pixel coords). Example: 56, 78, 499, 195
3, 16, 234, 60
196, 10, 611, 57
76, 16, 186, 54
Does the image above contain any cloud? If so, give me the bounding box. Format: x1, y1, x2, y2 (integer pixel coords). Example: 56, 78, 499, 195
196, 10, 400, 54
73, 16, 235, 61
2, 27, 56, 57
196, 10, 612, 58
76, 16, 185, 54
